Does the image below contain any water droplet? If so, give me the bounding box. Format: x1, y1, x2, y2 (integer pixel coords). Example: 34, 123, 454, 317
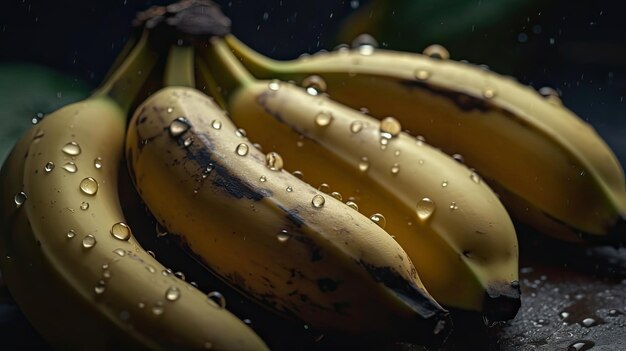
211, 119, 222, 130
113, 248, 126, 256
62, 141, 81, 156
568, 340, 594, 351
452, 154, 464, 163
169, 117, 190, 137
82, 234, 96, 249
351, 34, 377, 55
415, 69, 431, 81
66, 229, 76, 239
391, 163, 400, 175
370, 213, 386, 229
394, 150, 401, 157
79, 177, 99, 195
94, 157, 103, 169
183, 136, 194, 147
165, 287, 181, 301
277, 230, 290, 243
416, 198, 436, 223
314, 184, 329, 195
14, 191, 27, 207
449, 202, 458, 211
380, 117, 401, 139
314, 111, 333, 127
44, 162, 55, 173
259, 176, 267, 182
175, 271, 186, 280
80, 202, 89, 210
539, 86, 561, 99
302, 75, 327, 95
331, 192, 342, 201
483, 88, 496, 99
155, 222, 168, 238
560, 311, 570, 319
94, 280, 106, 294
152, 302, 164, 316
202, 163, 214, 179
111, 222, 132, 241
147, 250, 155, 258
207, 291, 226, 308
62, 162, 77, 173
433, 320, 447, 335
441, 180, 448, 187
292, 170, 303, 179
470, 171, 481, 183
285, 186, 293, 193
167, 107, 174, 113
423, 44, 450, 60
358, 157, 370, 172
350, 120, 364, 133
265, 152, 284, 171
312, 194, 325, 208
268, 80, 280, 91
345, 201, 359, 211
235, 143, 249, 156
581, 318, 596, 327
235, 128, 247, 138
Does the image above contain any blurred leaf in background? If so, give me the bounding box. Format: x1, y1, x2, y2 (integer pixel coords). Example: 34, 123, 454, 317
0, 64, 89, 162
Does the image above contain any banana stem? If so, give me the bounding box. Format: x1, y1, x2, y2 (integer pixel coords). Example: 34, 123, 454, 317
199, 37, 254, 100
91, 30, 158, 113
196, 57, 227, 109
165, 45, 195, 88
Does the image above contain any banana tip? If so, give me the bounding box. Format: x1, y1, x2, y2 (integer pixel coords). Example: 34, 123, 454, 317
482, 281, 521, 322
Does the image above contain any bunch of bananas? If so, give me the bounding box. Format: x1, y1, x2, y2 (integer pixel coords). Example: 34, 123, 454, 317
1, 1, 624, 350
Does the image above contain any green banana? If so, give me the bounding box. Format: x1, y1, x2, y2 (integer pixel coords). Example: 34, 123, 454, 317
223, 35, 626, 243
0, 29, 268, 350
198, 37, 520, 320
125, 43, 451, 343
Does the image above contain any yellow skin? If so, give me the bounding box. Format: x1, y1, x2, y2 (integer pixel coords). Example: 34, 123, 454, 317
223, 35, 626, 242
197, 39, 519, 319
126, 86, 451, 340
0, 34, 268, 350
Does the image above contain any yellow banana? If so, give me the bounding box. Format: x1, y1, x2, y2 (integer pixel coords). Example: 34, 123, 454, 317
126, 44, 451, 343
199, 38, 520, 320
0, 30, 268, 350
223, 35, 626, 242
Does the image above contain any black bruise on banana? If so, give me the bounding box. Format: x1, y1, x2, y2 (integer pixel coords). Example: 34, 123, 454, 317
358, 260, 442, 319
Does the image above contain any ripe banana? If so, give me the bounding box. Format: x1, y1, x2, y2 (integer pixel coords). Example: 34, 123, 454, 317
126, 44, 451, 343
198, 38, 520, 320
0, 31, 268, 350
223, 35, 626, 242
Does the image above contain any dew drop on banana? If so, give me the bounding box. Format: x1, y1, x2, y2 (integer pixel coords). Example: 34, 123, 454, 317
167, 107, 174, 113
483, 88, 496, 99
175, 271, 185, 280
394, 150, 401, 157
416, 198, 436, 223
318, 183, 330, 193
331, 192, 342, 201
202, 163, 214, 179
259, 175, 267, 182
63, 162, 77, 173
14, 191, 27, 208
66, 229, 76, 239
358, 157, 370, 172
235, 143, 249, 156
62, 141, 81, 156
370, 213, 386, 229
207, 291, 226, 308
113, 248, 126, 257
312, 194, 325, 208
346, 201, 359, 211
94, 157, 103, 169
152, 302, 164, 316
315, 111, 333, 127
415, 69, 431, 81
165, 287, 181, 301
155, 222, 169, 237
302, 75, 327, 95
111, 222, 132, 241
147, 250, 155, 258
211, 119, 222, 130
350, 120, 364, 134
452, 154, 464, 164
265, 151, 284, 171
94, 280, 106, 295
80, 202, 89, 210
79, 177, 98, 195
277, 230, 290, 243
391, 163, 400, 175
449, 202, 459, 211
44, 162, 55, 173
441, 180, 448, 188
351, 33, 377, 55
268, 79, 280, 91
235, 128, 247, 138
470, 171, 481, 183
286, 186, 293, 193
183, 136, 194, 147
292, 170, 303, 179
82, 234, 97, 249
423, 44, 450, 60
380, 117, 401, 139
169, 117, 190, 137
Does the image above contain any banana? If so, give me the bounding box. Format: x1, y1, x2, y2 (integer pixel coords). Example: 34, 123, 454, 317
0, 30, 268, 350
222, 35, 626, 243
198, 38, 520, 320
126, 43, 451, 343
